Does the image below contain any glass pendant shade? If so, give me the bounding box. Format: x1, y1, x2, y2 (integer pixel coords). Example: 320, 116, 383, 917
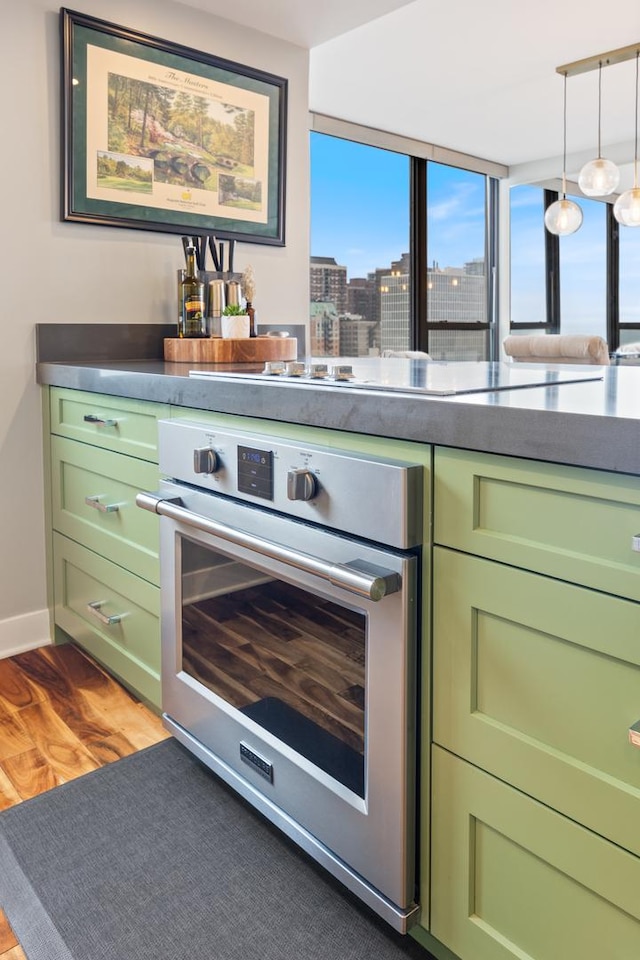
578, 156, 620, 196
544, 197, 583, 236
613, 52, 640, 226
578, 62, 619, 197
613, 186, 640, 226
546, 73, 583, 236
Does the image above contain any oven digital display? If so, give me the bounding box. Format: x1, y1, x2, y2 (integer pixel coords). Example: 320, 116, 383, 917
237, 445, 274, 500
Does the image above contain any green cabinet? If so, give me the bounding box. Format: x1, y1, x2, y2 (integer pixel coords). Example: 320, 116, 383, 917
47, 387, 169, 708
423, 447, 640, 960
432, 546, 640, 857
430, 745, 640, 960
433, 446, 640, 601
51, 435, 161, 585
53, 533, 161, 707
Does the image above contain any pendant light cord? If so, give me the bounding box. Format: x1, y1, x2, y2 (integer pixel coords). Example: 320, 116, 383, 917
597, 61, 603, 158
561, 72, 568, 197
634, 51, 639, 187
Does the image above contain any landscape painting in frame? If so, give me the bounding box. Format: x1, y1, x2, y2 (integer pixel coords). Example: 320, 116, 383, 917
61, 8, 287, 244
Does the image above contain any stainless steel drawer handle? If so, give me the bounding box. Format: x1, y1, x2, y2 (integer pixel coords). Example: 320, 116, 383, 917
632, 534, 640, 553
629, 720, 640, 748
83, 414, 118, 428
87, 600, 124, 626
136, 491, 401, 602
85, 495, 120, 514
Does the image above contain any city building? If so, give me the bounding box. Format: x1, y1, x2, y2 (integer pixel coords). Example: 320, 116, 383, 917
338, 314, 380, 356
347, 276, 377, 323
379, 272, 411, 352
310, 251, 487, 358
310, 256, 348, 315
309, 301, 341, 356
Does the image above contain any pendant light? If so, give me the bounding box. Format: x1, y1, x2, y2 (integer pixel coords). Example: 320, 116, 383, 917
578, 61, 620, 197
545, 73, 583, 236
614, 51, 640, 226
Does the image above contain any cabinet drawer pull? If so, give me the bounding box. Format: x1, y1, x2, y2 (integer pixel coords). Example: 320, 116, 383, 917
629, 720, 640, 748
632, 534, 640, 553
85, 495, 120, 514
83, 414, 118, 428
87, 600, 124, 626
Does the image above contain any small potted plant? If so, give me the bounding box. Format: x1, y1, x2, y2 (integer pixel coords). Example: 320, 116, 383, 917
221, 302, 249, 338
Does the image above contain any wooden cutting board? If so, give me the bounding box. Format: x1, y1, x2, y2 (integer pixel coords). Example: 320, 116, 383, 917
164, 336, 297, 363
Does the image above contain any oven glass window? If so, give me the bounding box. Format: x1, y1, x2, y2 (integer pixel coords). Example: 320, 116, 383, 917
180, 537, 366, 797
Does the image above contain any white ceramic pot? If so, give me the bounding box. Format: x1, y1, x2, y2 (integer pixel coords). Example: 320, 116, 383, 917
221, 315, 250, 339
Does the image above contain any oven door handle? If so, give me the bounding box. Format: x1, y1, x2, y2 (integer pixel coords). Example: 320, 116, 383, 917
136, 491, 401, 601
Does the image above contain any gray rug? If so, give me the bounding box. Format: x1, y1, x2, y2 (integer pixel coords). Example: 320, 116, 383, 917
0, 739, 430, 960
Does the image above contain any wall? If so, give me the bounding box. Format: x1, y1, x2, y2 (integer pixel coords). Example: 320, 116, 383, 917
0, 0, 309, 655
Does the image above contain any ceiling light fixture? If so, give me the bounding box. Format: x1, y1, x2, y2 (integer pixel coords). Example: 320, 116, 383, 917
544, 73, 583, 236
613, 51, 640, 227
578, 61, 620, 197
549, 42, 640, 236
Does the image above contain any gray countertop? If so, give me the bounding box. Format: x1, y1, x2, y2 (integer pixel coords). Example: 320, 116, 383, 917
37, 355, 640, 476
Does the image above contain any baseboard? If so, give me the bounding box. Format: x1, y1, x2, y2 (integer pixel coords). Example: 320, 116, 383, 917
0, 608, 52, 659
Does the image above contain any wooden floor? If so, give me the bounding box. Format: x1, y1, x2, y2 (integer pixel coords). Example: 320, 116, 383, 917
0, 642, 169, 959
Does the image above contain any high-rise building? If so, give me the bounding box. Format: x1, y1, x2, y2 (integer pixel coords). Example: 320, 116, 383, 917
309, 301, 341, 356
427, 264, 486, 323
339, 315, 379, 356
379, 260, 487, 358
379, 273, 411, 352
310, 254, 487, 359
347, 276, 376, 323
310, 256, 348, 314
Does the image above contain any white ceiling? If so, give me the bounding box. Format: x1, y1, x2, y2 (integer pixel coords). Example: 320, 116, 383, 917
172, 0, 416, 48
177, 0, 640, 188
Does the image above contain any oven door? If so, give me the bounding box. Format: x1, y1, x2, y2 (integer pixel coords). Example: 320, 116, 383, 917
155, 480, 419, 926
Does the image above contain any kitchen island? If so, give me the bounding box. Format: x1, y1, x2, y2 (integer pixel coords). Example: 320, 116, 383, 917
37, 324, 640, 960
37, 343, 640, 479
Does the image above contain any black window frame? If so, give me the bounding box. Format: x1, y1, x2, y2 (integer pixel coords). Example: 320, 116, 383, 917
419, 164, 499, 359
510, 185, 640, 352
310, 124, 502, 360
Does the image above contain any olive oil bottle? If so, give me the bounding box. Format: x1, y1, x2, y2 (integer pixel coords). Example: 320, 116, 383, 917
178, 245, 206, 338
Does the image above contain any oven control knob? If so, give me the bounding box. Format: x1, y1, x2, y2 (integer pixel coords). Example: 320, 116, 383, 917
287, 468, 317, 501
193, 447, 220, 475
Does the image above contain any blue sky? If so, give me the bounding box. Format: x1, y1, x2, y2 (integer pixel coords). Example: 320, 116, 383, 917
310, 134, 410, 278
310, 133, 486, 279
311, 132, 640, 332
511, 184, 640, 332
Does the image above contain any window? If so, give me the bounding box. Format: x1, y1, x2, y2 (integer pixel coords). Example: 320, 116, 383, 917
425, 164, 493, 360
309, 123, 500, 360
510, 185, 547, 327
509, 184, 635, 351
618, 224, 640, 345
310, 132, 410, 358
559, 197, 607, 339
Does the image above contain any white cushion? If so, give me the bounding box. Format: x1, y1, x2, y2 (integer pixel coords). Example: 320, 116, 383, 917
503, 334, 610, 365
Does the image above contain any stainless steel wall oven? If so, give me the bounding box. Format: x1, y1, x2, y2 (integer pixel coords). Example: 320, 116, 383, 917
138, 419, 423, 931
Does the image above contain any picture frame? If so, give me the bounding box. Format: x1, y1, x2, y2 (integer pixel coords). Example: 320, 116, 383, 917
61, 8, 287, 245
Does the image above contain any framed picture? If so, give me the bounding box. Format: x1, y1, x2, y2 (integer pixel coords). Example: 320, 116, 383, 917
61, 8, 287, 245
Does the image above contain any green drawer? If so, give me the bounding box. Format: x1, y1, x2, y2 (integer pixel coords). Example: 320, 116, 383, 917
51, 387, 169, 462
53, 533, 160, 708
51, 436, 160, 585
430, 746, 640, 960
433, 546, 640, 857
434, 447, 640, 601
